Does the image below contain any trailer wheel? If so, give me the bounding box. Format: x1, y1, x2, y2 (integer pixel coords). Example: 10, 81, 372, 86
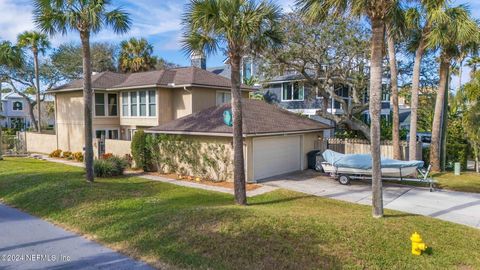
339, 175, 351, 185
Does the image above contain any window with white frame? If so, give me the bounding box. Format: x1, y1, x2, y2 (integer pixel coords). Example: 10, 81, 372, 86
94, 93, 118, 117
107, 94, 118, 116
216, 91, 231, 105
148, 90, 156, 116
95, 129, 119, 140
139, 91, 147, 116
12, 101, 23, 111
281, 82, 304, 101
122, 90, 157, 117
130, 92, 138, 116
122, 92, 129, 116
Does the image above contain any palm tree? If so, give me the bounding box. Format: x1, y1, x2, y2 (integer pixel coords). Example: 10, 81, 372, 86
466, 55, 480, 76
17, 31, 50, 133
33, 0, 131, 182
386, 5, 405, 160
182, 0, 283, 205
297, 0, 399, 218
119, 37, 157, 73
0, 41, 24, 161
405, 0, 447, 161
427, 5, 479, 172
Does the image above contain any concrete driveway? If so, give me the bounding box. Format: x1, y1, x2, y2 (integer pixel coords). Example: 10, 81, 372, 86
261, 170, 480, 228
0, 204, 154, 270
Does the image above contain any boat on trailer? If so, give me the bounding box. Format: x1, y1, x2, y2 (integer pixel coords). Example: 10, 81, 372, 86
320, 150, 435, 191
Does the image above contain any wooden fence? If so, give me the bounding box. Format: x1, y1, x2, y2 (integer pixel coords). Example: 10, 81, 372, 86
315, 138, 422, 161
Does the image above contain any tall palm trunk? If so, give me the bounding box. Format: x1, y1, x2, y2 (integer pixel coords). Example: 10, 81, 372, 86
33, 49, 41, 133
430, 57, 450, 172
408, 38, 426, 161
386, 28, 401, 160
230, 54, 246, 205
369, 19, 385, 218
81, 31, 95, 182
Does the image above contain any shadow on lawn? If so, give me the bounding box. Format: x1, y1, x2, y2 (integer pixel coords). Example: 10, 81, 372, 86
248, 194, 314, 206
84, 192, 344, 270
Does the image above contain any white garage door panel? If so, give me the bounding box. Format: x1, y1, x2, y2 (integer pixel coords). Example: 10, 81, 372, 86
253, 136, 301, 181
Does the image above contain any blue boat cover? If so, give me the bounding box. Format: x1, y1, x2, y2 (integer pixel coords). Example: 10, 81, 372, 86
322, 150, 424, 169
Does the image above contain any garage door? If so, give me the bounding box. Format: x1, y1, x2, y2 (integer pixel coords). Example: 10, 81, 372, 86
253, 135, 302, 181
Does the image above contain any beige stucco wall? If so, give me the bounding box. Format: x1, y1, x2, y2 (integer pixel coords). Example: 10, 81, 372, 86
25, 132, 57, 154
55, 91, 85, 152
172, 89, 192, 119
105, 139, 131, 157
155, 135, 234, 182
302, 132, 324, 170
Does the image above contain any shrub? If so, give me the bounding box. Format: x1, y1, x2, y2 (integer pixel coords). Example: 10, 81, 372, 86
73, 152, 84, 162
62, 151, 72, 159
100, 153, 113, 160
446, 143, 468, 170
124, 154, 133, 168
94, 156, 128, 177
131, 130, 152, 171
49, 149, 62, 158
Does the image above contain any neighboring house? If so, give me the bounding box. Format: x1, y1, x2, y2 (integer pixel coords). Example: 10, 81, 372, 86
48, 65, 253, 152
211, 56, 412, 138
0, 92, 55, 130
0, 92, 32, 129
147, 99, 331, 182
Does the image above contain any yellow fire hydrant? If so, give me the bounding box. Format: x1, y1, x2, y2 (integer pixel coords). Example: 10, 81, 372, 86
410, 232, 427, 255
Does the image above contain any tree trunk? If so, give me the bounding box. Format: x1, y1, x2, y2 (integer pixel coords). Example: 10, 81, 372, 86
81, 31, 95, 182
408, 38, 426, 161
430, 57, 450, 172
33, 49, 41, 133
369, 19, 385, 218
386, 28, 401, 160
27, 102, 37, 131
473, 141, 479, 173
230, 54, 247, 205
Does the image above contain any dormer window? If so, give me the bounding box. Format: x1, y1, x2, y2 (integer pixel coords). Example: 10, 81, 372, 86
13, 101, 23, 111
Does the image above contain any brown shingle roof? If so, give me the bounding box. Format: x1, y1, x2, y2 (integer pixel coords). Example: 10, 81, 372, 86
147, 99, 331, 136
51, 67, 254, 92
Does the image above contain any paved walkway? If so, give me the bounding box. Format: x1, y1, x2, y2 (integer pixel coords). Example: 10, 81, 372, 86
261, 170, 480, 228
32, 155, 277, 197
0, 204, 153, 270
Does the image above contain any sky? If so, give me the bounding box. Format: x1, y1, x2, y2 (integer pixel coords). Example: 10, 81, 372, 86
0, 0, 479, 89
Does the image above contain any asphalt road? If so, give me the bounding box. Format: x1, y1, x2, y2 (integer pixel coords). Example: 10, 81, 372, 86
0, 203, 154, 270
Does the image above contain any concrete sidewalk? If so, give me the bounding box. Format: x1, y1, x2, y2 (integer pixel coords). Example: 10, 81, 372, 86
0, 204, 154, 270
261, 170, 480, 228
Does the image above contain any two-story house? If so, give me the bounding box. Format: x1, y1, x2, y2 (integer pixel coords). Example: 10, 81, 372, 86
0, 92, 32, 129
48, 65, 253, 152
210, 56, 410, 136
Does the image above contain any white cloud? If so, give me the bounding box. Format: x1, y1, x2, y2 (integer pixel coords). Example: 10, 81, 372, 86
0, 0, 34, 41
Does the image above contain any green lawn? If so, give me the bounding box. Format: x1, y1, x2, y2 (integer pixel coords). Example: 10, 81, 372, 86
1, 158, 480, 269
434, 172, 480, 193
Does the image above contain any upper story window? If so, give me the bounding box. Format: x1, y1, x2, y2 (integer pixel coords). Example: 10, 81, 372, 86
216, 91, 231, 105
122, 92, 129, 116
121, 90, 156, 117
12, 101, 23, 111
94, 93, 117, 117
281, 82, 304, 101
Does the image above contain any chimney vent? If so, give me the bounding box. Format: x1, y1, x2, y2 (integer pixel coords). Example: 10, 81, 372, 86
191, 51, 206, 69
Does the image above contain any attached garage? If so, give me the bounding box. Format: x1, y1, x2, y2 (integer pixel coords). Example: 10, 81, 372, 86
252, 135, 302, 181
147, 99, 331, 182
